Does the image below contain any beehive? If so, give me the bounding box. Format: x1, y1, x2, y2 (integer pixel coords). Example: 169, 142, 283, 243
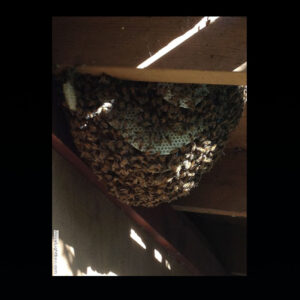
57, 68, 246, 207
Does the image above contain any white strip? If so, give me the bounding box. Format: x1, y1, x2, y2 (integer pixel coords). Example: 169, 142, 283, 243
233, 62, 247, 72
130, 228, 147, 249
137, 17, 220, 69
154, 249, 163, 263
165, 259, 171, 270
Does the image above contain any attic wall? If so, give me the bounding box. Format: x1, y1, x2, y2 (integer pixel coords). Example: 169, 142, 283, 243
52, 148, 192, 276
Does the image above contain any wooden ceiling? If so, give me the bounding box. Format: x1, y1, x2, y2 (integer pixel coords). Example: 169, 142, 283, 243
52, 16, 246, 85
52, 16, 247, 218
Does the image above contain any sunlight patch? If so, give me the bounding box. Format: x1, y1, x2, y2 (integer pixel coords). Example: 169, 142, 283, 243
137, 17, 220, 69
77, 266, 117, 276
233, 62, 247, 72
165, 259, 171, 270
52, 238, 75, 276
154, 249, 162, 263
130, 228, 147, 249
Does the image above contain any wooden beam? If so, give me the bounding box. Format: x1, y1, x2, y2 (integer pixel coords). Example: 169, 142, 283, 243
54, 65, 246, 86
52, 16, 246, 85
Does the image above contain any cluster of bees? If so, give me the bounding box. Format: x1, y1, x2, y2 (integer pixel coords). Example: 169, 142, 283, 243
57, 68, 246, 207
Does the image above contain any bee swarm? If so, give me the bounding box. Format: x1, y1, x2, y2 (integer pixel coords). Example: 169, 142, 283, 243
57, 68, 246, 207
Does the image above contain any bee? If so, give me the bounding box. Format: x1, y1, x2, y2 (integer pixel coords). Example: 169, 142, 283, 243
101, 163, 110, 173
138, 140, 144, 150
152, 114, 159, 126
104, 174, 112, 181
115, 140, 123, 149
100, 121, 109, 129
153, 131, 161, 144
164, 134, 172, 145
130, 87, 136, 96
144, 150, 152, 156
120, 144, 130, 155
183, 160, 192, 170
209, 144, 217, 152
86, 135, 97, 143
143, 111, 150, 120
81, 151, 92, 160
96, 174, 103, 181
119, 167, 130, 177
133, 163, 143, 169
203, 140, 212, 146
170, 148, 179, 155
107, 140, 115, 152
127, 193, 135, 202
120, 158, 129, 168
99, 150, 108, 160
112, 161, 119, 171
161, 104, 169, 113
91, 143, 100, 151
156, 189, 164, 195
79, 123, 88, 130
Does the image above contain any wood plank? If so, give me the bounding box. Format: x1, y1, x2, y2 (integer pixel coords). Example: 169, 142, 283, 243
172, 150, 247, 217
52, 133, 226, 275
54, 65, 246, 85
225, 103, 247, 150
148, 17, 247, 72
52, 16, 246, 85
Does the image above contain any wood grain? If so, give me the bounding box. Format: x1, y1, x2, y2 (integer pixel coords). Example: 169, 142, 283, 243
172, 150, 247, 217
52, 133, 226, 275
54, 65, 246, 85
52, 16, 246, 85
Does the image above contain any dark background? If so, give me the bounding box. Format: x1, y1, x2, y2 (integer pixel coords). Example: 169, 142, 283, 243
1, 14, 298, 277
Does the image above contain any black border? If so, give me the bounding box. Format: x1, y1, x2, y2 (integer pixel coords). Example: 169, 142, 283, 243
1, 14, 297, 279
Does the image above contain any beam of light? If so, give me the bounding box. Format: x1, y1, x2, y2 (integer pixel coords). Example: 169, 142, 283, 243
136, 17, 220, 69
130, 228, 147, 249
154, 249, 162, 263
52, 238, 75, 276
53, 238, 118, 276
77, 266, 117, 276
233, 62, 247, 72
165, 259, 171, 270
